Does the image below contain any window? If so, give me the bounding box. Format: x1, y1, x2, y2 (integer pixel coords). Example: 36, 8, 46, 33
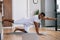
57, 0, 60, 12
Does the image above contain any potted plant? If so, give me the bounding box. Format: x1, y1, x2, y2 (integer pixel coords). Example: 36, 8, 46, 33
34, 10, 39, 15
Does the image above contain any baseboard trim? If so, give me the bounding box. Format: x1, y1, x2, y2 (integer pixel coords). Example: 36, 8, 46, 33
45, 26, 56, 27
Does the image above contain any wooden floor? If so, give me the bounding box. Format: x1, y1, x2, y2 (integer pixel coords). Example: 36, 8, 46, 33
3, 27, 60, 40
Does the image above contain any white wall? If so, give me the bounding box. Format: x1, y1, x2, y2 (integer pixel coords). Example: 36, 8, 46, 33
45, 0, 55, 26
12, 0, 41, 21
12, 0, 28, 21
28, 0, 41, 17
41, 0, 45, 12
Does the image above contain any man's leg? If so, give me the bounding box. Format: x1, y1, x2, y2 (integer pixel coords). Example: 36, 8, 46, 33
14, 27, 27, 33
14, 18, 30, 33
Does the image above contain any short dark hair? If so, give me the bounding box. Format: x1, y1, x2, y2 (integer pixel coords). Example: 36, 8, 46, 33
40, 12, 45, 16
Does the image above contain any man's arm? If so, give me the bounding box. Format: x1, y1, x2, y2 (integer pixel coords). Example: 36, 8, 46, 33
34, 21, 40, 35
44, 17, 57, 20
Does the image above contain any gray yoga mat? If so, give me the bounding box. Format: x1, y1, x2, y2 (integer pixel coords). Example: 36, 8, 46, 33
5, 32, 39, 40
22, 33, 39, 40
4, 32, 25, 35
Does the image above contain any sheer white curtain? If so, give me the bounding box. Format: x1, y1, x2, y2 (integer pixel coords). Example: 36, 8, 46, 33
57, 0, 60, 12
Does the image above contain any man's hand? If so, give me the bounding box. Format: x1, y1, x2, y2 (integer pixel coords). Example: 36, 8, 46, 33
37, 33, 43, 35
44, 17, 57, 20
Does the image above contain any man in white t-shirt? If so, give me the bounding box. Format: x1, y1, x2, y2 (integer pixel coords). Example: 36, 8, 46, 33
14, 12, 56, 35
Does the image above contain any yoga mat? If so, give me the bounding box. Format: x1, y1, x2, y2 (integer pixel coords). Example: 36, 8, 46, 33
5, 32, 39, 40
22, 33, 39, 40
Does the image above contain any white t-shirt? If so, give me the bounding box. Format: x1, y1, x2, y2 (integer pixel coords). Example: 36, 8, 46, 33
14, 15, 41, 25
32, 15, 41, 23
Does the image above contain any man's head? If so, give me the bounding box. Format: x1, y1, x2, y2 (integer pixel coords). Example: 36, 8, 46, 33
38, 12, 45, 19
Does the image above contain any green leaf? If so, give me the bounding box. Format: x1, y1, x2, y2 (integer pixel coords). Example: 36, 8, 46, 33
34, 10, 39, 15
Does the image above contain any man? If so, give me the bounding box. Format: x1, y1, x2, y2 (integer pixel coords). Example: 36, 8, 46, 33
14, 12, 56, 35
